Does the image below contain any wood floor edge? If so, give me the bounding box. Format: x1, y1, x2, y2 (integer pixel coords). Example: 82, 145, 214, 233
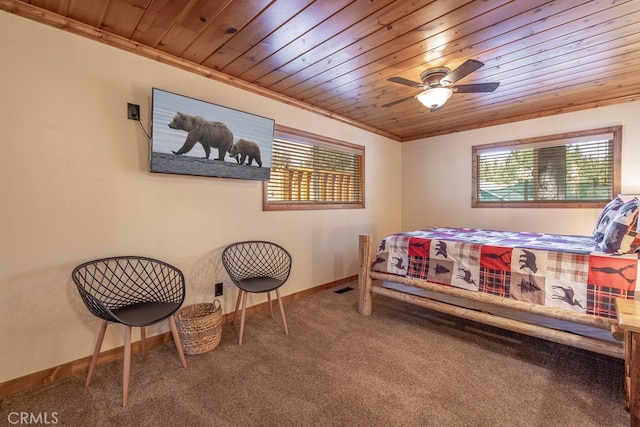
0, 276, 356, 398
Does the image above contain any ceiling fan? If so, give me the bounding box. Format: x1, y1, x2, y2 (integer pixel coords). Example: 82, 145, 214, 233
382, 59, 500, 111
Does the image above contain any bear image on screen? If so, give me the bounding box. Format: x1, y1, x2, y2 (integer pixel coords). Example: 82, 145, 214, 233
168, 112, 234, 161
228, 139, 262, 167
150, 88, 274, 181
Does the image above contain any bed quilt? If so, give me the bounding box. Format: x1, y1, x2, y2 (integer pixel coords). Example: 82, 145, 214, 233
372, 228, 640, 319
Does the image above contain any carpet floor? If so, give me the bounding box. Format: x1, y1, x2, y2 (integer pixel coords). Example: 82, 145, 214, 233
0, 285, 628, 426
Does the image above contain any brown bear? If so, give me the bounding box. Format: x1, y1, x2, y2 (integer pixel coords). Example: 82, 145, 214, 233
228, 139, 262, 167
168, 112, 233, 161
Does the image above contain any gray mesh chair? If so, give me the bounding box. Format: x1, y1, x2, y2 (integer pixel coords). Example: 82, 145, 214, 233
222, 241, 292, 345
71, 256, 187, 407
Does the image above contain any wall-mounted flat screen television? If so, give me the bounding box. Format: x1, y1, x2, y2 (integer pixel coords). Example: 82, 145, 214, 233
150, 88, 274, 181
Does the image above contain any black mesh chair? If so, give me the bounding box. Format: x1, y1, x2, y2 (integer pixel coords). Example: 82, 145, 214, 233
222, 241, 292, 345
71, 256, 187, 407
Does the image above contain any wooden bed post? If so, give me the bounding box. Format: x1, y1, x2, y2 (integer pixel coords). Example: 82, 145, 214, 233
358, 234, 373, 315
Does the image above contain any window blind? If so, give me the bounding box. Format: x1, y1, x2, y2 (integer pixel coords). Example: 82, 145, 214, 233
265, 133, 364, 208
473, 126, 621, 207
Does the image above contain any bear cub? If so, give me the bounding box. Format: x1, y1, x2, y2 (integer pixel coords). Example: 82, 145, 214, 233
228, 139, 262, 167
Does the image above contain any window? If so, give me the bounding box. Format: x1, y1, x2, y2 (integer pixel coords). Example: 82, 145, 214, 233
472, 126, 621, 208
263, 125, 364, 211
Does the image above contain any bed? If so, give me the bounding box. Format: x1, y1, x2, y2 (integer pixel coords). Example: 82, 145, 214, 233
357, 197, 640, 360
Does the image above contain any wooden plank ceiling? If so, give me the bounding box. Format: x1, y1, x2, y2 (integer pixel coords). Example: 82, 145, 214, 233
2, 0, 640, 141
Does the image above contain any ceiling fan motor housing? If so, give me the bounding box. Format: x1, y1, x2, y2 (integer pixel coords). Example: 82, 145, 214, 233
420, 67, 450, 87
382, 59, 497, 109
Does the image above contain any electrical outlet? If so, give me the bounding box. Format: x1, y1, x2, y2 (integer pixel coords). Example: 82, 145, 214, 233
214, 282, 223, 296
127, 103, 140, 121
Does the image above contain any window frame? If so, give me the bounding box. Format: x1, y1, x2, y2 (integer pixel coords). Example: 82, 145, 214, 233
472, 126, 622, 208
262, 125, 365, 211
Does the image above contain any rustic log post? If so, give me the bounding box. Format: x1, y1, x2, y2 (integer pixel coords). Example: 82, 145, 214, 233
611, 323, 624, 341
632, 332, 640, 425
625, 330, 632, 411
358, 234, 373, 315
372, 285, 623, 359
370, 271, 614, 331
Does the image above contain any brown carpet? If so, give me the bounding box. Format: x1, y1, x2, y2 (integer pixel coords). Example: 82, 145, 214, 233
0, 286, 628, 426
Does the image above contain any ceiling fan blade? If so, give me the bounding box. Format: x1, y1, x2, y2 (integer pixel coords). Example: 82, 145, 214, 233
381, 94, 417, 108
388, 76, 425, 89
453, 82, 500, 93
442, 59, 484, 85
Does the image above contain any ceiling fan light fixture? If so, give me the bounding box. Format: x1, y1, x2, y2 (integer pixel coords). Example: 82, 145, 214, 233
417, 87, 453, 109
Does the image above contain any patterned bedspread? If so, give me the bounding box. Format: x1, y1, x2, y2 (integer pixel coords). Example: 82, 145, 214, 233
372, 228, 640, 319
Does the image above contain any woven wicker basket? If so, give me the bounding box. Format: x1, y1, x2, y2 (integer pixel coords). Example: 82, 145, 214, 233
174, 299, 222, 355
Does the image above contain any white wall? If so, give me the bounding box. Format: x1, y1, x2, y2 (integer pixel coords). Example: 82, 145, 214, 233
401, 102, 640, 234
0, 12, 402, 382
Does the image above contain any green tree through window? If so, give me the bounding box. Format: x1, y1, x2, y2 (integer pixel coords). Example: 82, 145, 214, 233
473, 126, 621, 208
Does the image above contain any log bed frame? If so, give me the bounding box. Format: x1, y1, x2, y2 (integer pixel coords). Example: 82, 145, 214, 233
357, 234, 625, 359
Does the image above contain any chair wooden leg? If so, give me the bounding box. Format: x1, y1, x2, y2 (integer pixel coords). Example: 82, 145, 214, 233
168, 316, 187, 368
86, 320, 108, 387
123, 326, 132, 407
239, 290, 248, 345
267, 292, 273, 317
275, 288, 289, 335
234, 290, 243, 325
140, 327, 147, 359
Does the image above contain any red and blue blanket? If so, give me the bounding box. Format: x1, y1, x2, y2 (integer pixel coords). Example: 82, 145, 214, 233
372, 228, 639, 319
